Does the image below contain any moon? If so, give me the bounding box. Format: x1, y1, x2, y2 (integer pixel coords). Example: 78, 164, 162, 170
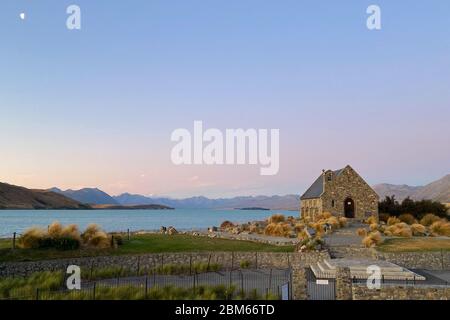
20, 12, 26, 20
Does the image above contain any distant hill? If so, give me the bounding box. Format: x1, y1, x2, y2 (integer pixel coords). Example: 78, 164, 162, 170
0, 183, 90, 209
91, 204, 174, 210
49, 187, 119, 205
373, 174, 450, 203
113, 193, 300, 210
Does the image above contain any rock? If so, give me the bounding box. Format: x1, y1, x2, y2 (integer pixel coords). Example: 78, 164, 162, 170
167, 226, 178, 235
160, 226, 167, 234
208, 226, 218, 233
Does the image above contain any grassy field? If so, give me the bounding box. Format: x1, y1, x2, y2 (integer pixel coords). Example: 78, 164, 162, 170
0, 233, 294, 262
377, 237, 450, 252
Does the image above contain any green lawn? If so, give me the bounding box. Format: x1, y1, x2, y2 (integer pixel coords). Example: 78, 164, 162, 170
0, 234, 294, 262
377, 237, 450, 252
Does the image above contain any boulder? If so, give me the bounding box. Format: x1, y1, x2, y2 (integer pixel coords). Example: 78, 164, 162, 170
160, 226, 167, 234
167, 226, 178, 235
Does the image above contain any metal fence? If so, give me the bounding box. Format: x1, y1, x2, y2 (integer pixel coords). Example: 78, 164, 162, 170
1, 268, 291, 300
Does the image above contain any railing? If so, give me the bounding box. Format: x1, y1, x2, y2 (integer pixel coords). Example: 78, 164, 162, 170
1, 268, 291, 300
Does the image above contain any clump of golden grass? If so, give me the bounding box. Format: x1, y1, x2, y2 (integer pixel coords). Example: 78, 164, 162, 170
384, 222, 412, 237
420, 214, 441, 227
294, 223, 305, 233
379, 213, 390, 223
248, 225, 259, 233
362, 231, 382, 248
387, 216, 401, 226
60, 224, 81, 240
311, 222, 325, 236
268, 214, 285, 224
398, 213, 417, 225
356, 228, 367, 237
264, 222, 291, 237
325, 216, 340, 230
429, 221, 450, 237
369, 223, 379, 232
338, 217, 348, 227
48, 221, 63, 238
81, 224, 110, 248
366, 216, 378, 225
411, 223, 427, 236
317, 212, 332, 220
220, 221, 235, 230
18, 227, 47, 249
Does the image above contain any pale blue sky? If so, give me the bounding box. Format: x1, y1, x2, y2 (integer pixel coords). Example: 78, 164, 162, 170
0, 1, 449, 197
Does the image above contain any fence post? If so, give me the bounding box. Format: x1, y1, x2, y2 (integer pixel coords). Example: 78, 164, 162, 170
127, 229, 130, 241
35, 288, 39, 301
90, 261, 94, 280
12, 232, 16, 250
137, 256, 141, 275
255, 252, 258, 269
207, 254, 211, 271
231, 252, 234, 271
189, 255, 192, 275
240, 270, 244, 294
269, 268, 273, 293
145, 276, 148, 299
92, 282, 96, 300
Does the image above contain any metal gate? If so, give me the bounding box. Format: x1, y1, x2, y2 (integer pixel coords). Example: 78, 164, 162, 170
306, 268, 336, 300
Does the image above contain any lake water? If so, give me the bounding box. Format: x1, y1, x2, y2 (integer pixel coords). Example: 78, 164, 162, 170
0, 209, 297, 238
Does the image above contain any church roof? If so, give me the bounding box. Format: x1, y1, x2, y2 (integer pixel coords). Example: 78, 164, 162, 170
300, 168, 345, 200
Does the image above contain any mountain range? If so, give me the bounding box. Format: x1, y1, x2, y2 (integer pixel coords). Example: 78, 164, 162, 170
373, 174, 450, 203
0, 183, 88, 209
113, 193, 300, 210
49, 187, 119, 205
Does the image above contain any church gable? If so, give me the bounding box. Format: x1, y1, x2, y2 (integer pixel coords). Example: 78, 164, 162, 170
300, 165, 379, 221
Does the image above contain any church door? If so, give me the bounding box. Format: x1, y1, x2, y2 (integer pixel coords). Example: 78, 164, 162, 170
344, 198, 355, 218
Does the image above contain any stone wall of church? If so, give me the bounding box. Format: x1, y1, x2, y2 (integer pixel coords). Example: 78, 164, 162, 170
321, 166, 379, 220
300, 198, 322, 220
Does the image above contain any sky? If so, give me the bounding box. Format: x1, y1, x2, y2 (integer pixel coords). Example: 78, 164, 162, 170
0, 0, 449, 198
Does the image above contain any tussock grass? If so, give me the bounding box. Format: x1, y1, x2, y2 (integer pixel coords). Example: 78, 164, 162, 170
387, 217, 401, 226
398, 214, 417, 225
429, 221, 450, 237
356, 228, 367, 237
362, 231, 382, 248
366, 216, 378, 225
420, 214, 441, 227
338, 217, 348, 228
411, 224, 427, 236
267, 214, 286, 224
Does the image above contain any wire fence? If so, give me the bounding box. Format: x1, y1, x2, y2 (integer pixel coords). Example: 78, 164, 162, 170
1, 268, 291, 300
351, 275, 450, 288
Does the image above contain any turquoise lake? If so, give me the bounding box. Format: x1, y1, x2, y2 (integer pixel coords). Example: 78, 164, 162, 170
0, 209, 297, 238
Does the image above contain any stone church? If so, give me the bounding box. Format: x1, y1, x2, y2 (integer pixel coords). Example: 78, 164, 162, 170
300, 165, 379, 221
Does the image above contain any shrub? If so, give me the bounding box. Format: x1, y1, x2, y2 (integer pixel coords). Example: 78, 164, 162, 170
325, 216, 340, 230
369, 223, 378, 232
362, 231, 382, 248
420, 214, 441, 227
264, 222, 292, 237
387, 216, 401, 226
18, 227, 47, 249
240, 260, 251, 269
356, 228, 367, 237
429, 221, 450, 237
82, 224, 110, 248
220, 221, 235, 230
411, 224, 427, 236
268, 214, 285, 224
317, 212, 332, 220
366, 216, 378, 225
338, 217, 348, 227
393, 227, 412, 238
61, 224, 81, 241
48, 221, 63, 238
379, 213, 390, 223
398, 213, 417, 225
293, 223, 305, 233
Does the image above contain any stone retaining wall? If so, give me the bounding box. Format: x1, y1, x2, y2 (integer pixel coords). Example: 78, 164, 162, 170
0, 251, 330, 278
352, 284, 450, 300
375, 251, 450, 270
